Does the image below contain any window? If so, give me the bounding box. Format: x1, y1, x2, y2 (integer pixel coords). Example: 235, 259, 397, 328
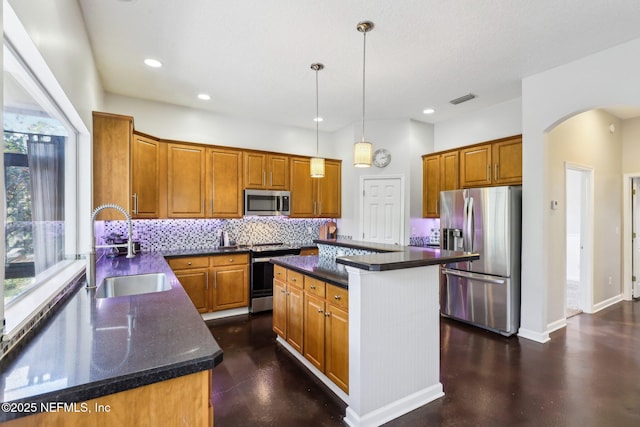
2, 34, 81, 337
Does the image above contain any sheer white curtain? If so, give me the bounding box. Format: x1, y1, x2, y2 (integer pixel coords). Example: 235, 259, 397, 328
27, 134, 65, 274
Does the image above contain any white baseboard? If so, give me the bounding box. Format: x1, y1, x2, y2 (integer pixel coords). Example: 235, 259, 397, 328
201, 307, 249, 321
591, 294, 624, 313
343, 384, 443, 427
517, 327, 550, 343
546, 318, 567, 334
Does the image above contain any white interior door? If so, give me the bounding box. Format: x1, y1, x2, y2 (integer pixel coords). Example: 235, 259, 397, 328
361, 177, 404, 245
632, 178, 640, 298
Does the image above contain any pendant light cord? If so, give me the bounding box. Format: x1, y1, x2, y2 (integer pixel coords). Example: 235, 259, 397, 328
316, 67, 320, 155
361, 29, 367, 143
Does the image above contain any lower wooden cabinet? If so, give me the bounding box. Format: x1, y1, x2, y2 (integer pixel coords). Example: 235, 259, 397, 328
273, 267, 349, 393
3, 371, 212, 427
168, 254, 249, 313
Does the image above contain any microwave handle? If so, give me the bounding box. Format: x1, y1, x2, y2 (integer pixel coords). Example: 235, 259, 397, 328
276, 195, 281, 212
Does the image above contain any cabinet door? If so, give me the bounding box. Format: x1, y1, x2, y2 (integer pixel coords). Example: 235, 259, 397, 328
273, 278, 287, 338
459, 143, 492, 188
303, 293, 325, 371
174, 269, 209, 313
208, 148, 243, 218
325, 304, 349, 393
92, 112, 132, 220
493, 137, 522, 185
267, 155, 289, 190
131, 134, 161, 218
243, 152, 267, 189
289, 157, 315, 217
286, 284, 304, 353
317, 160, 341, 218
422, 154, 440, 218
211, 264, 249, 311
167, 143, 206, 218
440, 151, 459, 192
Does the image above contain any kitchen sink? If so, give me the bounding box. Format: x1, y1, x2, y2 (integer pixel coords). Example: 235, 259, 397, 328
95, 273, 171, 299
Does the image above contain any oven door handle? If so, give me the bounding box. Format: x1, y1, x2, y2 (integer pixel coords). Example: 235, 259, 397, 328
252, 257, 276, 263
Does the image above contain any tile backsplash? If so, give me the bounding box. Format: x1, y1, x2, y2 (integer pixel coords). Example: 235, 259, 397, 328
98, 217, 332, 251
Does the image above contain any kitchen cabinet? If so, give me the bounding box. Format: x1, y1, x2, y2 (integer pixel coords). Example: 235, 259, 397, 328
290, 157, 342, 218
207, 147, 243, 218
300, 247, 319, 256
92, 112, 132, 220
303, 278, 349, 393
167, 142, 207, 218
3, 370, 212, 427
422, 150, 459, 218
210, 253, 249, 311
167, 256, 210, 313
272, 265, 303, 353
459, 135, 522, 188
244, 151, 289, 190
169, 253, 249, 313
131, 133, 163, 218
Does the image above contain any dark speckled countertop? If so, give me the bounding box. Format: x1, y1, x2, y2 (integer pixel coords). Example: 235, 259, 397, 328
315, 238, 479, 271
270, 256, 348, 288
0, 252, 221, 422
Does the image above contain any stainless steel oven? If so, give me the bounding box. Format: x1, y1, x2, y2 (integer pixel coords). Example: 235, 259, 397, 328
250, 244, 300, 313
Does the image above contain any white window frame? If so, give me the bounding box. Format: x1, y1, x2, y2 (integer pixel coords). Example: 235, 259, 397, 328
2, 1, 87, 341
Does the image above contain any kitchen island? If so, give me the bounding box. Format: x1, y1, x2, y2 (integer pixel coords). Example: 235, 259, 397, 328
0, 252, 222, 425
272, 239, 479, 427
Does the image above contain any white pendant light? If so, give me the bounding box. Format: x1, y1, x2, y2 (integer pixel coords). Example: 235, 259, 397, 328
354, 21, 374, 168
310, 63, 325, 178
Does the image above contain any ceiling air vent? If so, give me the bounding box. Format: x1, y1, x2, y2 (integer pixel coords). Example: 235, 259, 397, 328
449, 93, 476, 105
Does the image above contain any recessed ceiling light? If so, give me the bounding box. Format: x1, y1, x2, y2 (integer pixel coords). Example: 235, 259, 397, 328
197, 93, 211, 101
422, 108, 435, 115
313, 117, 323, 122
143, 58, 162, 68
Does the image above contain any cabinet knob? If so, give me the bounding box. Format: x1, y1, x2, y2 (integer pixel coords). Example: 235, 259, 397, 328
310, 285, 316, 289
228, 258, 233, 263
281, 289, 286, 293
317, 308, 323, 313
291, 277, 297, 282
187, 262, 192, 266
325, 312, 331, 317
334, 295, 341, 300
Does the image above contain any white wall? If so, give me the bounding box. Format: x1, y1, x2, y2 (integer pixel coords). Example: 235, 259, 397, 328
105, 94, 328, 158
333, 119, 433, 242
521, 37, 640, 342
622, 117, 640, 174
547, 110, 623, 321
434, 98, 522, 151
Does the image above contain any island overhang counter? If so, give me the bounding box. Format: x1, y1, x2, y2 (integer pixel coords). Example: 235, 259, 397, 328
271, 239, 479, 427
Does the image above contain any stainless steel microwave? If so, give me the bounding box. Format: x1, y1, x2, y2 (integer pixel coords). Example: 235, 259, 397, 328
244, 189, 291, 216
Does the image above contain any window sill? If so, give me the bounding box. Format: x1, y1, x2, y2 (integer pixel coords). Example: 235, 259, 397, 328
2, 260, 85, 350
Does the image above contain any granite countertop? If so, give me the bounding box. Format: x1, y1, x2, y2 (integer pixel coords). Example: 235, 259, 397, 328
270, 255, 348, 288
315, 238, 479, 271
0, 252, 222, 422
162, 242, 317, 258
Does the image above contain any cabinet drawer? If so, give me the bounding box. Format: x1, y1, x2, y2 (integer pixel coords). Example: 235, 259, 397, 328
210, 253, 249, 266
327, 284, 348, 310
274, 265, 287, 281
305, 276, 326, 298
287, 270, 304, 287
167, 256, 209, 270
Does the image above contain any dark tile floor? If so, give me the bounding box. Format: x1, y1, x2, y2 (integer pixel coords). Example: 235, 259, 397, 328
207, 300, 640, 426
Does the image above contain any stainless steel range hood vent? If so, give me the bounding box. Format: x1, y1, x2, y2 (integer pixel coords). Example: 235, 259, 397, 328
449, 93, 476, 105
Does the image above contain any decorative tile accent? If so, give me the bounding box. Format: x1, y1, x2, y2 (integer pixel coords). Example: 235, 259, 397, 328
100, 217, 331, 252
317, 244, 375, 258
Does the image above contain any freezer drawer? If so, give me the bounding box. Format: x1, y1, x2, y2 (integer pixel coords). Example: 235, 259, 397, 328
440, 268, 520, 336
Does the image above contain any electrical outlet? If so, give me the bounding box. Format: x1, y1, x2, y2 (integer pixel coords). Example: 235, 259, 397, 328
608, 276, 612, 285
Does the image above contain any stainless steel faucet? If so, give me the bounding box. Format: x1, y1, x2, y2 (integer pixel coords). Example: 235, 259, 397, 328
86, 203, 135, 289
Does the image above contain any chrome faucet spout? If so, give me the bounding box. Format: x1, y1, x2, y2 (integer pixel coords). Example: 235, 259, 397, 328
87, 203, 135, 289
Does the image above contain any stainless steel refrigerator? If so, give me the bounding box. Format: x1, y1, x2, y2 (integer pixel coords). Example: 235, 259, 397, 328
439, 186, 522, 336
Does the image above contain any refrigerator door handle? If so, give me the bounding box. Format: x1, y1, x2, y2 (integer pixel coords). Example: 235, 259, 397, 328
463, 197, 470, 251
441, 268, 506, 285
468, 197, 475, 252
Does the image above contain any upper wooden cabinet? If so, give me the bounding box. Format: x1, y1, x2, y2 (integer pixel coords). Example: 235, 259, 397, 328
131, 133, 162, 218
244, 152, 289, 190
422, 150, 459, 218
206, 148, 243, 218
167, 143, 207, 218
289, 157, 341, 218
459, 135, 522, 188
92, 112, 132, 220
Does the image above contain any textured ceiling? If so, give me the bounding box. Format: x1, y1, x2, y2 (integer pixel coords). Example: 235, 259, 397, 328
78, 0, 640, 131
